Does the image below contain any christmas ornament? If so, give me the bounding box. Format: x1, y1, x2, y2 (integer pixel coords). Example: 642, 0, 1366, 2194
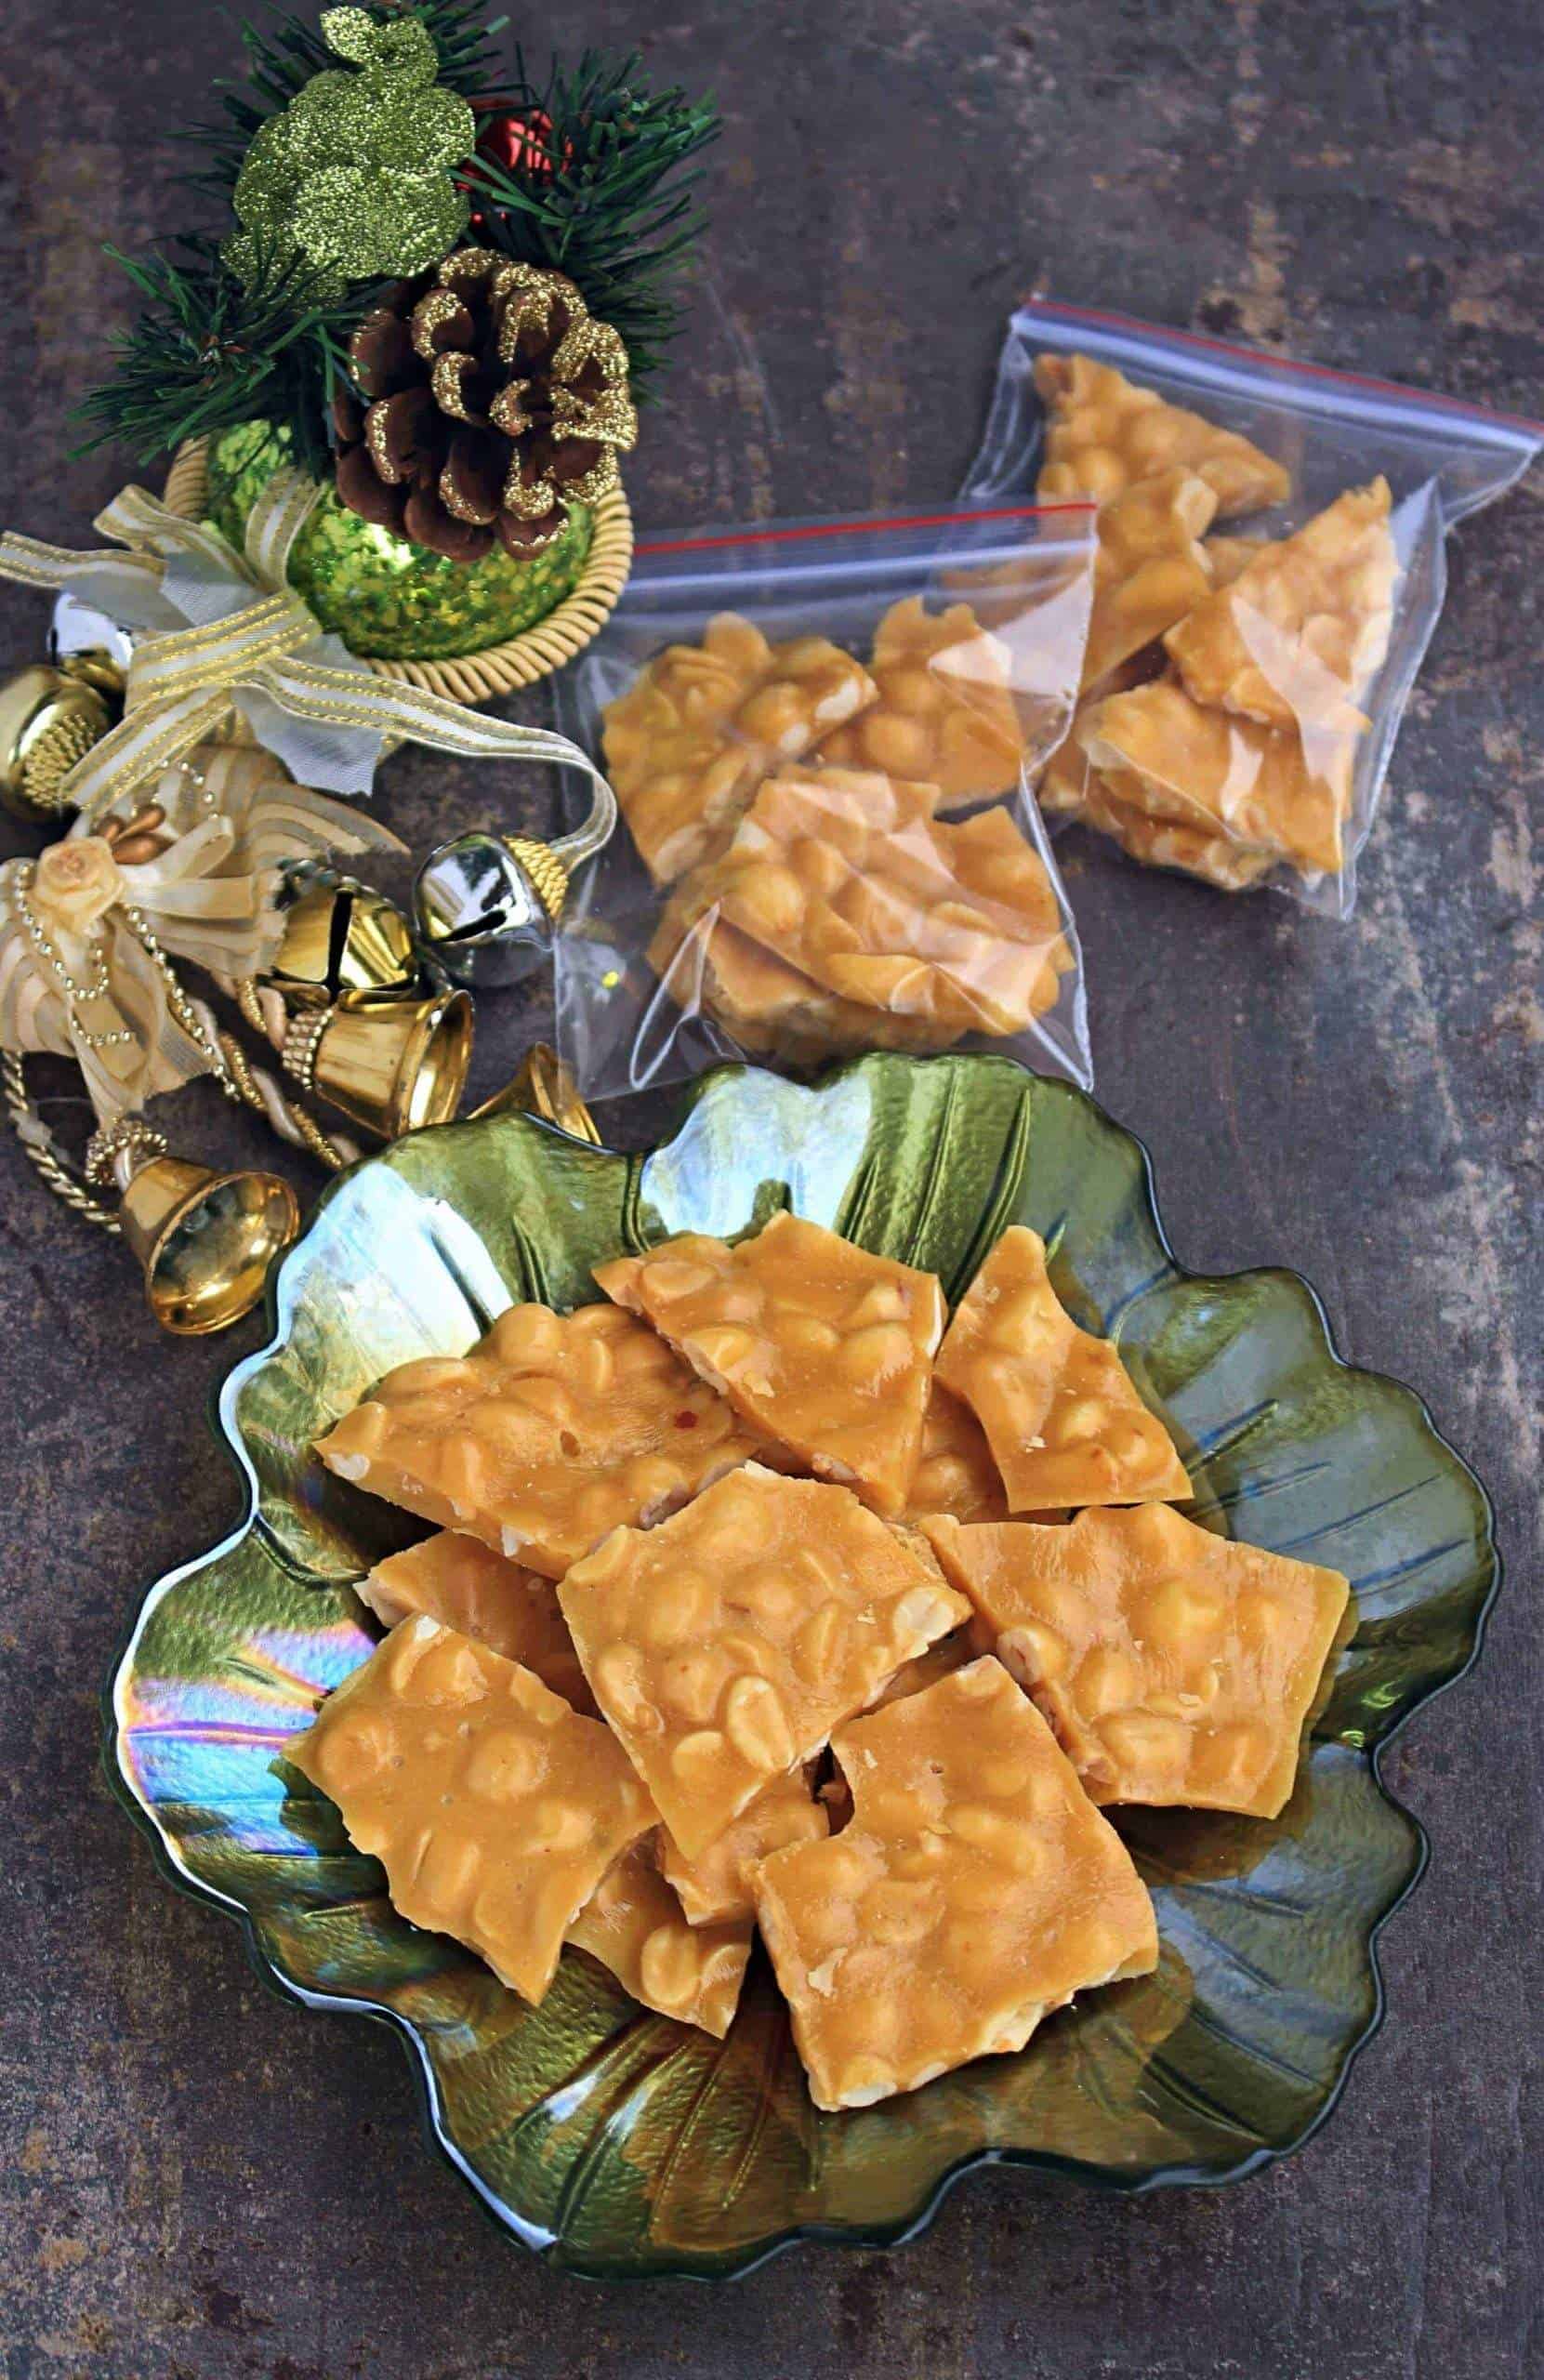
267, 872, 421, 1004
225, 9, 476, 302
48, 591, 134, 697
333, 249, 636, 562
0, 747, 400, 1121
206, 420, 594, 661
0, 476, 618, 821
0, 663, 116, 824
93, 1117, 300, 1337
286, 982, 473, 1139
413, 803, 607, 987
470, 104, 566, 187
73, 9, 716, 681
242, 869, 475, 1140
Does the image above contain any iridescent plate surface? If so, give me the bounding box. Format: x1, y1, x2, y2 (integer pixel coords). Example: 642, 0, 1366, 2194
107, 1055, 1498, 2278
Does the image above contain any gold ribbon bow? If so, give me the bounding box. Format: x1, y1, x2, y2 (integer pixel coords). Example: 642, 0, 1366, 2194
0, 471, 617, 848
0, 744, 402, 1122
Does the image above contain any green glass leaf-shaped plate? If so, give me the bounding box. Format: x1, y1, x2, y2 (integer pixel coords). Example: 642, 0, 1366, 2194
106, 1055, 1498, 2278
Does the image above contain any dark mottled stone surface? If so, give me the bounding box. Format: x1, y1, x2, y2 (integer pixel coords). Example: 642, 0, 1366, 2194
0, 2, 1538, 2373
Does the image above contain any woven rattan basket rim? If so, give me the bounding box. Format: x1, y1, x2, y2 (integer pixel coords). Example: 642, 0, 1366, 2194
164, 437, 632, 704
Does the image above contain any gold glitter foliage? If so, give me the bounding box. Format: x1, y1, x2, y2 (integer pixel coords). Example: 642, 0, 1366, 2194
225, 8, 475, 301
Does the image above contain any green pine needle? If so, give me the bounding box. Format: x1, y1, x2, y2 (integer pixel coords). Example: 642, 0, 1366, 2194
73, 241, 372, 475
463, 48, 720, 390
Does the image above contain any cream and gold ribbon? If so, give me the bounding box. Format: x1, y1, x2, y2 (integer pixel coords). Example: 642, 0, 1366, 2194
0, 743, 403, 1122
0, 472, 618, 846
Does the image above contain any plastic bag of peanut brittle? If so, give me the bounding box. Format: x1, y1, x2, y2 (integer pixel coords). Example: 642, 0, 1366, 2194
961, 300, 1542, 917
553, 503, 1100, 1101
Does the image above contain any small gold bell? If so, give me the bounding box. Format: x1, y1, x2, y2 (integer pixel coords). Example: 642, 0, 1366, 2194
473, 1043, 600, 1144
117, 1150, 299, 1336
269, 875, 421, 1006
287, 987, 474, 1140
0, 662, 115, 824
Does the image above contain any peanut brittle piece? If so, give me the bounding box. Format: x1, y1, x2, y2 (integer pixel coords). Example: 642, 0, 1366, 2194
1035, 353, 1291, 516
602, 613, 878, 883
1076, 675, 1359, 876
1204, 533, 1269, 588
288, 1617, 656, 2005
566, 1837, 752, 2036
753, 1657, 1158, 2109
1081, 468, 1219, 691
1049, 760, 1277, 891
936, 1225, 1191, 1509
596, 1211, 945, 1515
904, 1381, 1009, 1525
815, 597, 1026, 806
647, 906, 959, 1065
559, 1465, 969, 1859
360, 1530, 597, 1715
865, 1623, 989, 1712
663, 767, 1074, 1039
659, 1766, 828, 1926
316, 1301, 766, 1581
923, 1504, 1351, 1818
1165, 480, 1398, 728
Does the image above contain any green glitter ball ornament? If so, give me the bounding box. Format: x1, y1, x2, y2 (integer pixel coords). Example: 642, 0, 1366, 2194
205, 422, 594, 662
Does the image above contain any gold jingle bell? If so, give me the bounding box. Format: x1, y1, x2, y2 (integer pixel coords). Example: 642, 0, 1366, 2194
112, 1141, 299, 1336
269, 874, 422, 1007
0, 662, 115, 824
284, 987, 474, 1141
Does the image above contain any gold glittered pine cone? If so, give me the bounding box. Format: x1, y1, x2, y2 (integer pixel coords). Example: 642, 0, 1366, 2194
333, 248, 638, 563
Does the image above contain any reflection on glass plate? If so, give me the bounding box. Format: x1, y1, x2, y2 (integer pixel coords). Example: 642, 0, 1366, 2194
107, 1055, 1498, 2278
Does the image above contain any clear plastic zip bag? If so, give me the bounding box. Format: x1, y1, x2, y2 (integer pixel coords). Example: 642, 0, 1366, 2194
962, 300, 1542, 917
552, 504, 1100, 1102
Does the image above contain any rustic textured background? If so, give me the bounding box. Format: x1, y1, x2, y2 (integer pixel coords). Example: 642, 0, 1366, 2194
1, 3, 1538, 2373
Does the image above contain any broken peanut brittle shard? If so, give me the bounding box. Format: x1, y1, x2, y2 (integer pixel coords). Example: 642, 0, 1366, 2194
288, 1616, 656, 2006
315, 1300, 767, 1581
1164, 479, 1398, 729
923, 1505, 1350, 1818
658, 1766, 828, 1926
935, 1225, 1191, 1510
596, 1210, 945, 1515
558, 1465, 969, 1860
752, 1658, 1157, 2109
814, 596, 1027, 806
1080, 467, 1219, 692
1034, 353, 1291, 516
654, 767, 1074, 1042
359, 1530, 597, 1715
1045, 754, 1278, 890
904, 1380, 1010, 1525
602, 612, 878, 883
566, 1837, 752, 2037
1076, 675, 1359, 877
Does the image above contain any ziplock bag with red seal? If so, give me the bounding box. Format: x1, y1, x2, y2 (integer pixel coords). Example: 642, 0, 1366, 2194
962, 300, 1542, 917
552, 502, 1100, 1102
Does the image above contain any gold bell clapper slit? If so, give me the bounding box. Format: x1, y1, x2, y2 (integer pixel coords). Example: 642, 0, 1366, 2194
241, 869, 475, 1140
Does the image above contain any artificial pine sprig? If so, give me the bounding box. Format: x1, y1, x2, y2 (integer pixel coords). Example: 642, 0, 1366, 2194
73, 241, 370, 476
464, 49, 720, 390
